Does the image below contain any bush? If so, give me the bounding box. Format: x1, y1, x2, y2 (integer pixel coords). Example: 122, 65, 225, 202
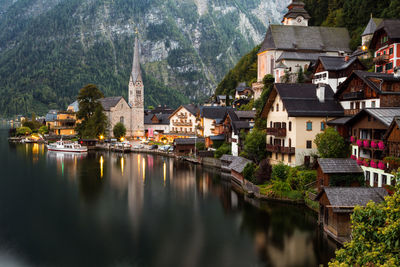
38, 126, 49, 135
272, 179, 291, 194
314, 127, 349, 158
243, 163, 256, 184
243, 128, 267, 164
215, 143, 231, 158
254, 158, 272, 184
272, 163, 290, 181
16, 127, 32, 136
113, 123, 126, 139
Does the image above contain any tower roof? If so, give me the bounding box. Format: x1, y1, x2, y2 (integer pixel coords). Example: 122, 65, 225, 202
282, 0, 311, 22
131, 34, 142, 83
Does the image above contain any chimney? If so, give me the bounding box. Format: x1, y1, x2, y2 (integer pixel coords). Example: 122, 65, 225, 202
316, 84, 326, 103
345, 56, 350, 62
394, 67, 400, 78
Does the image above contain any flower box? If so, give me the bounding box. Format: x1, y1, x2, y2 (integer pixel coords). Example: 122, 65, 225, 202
371, 140, 378, 149
350, 136, 356, 143
351, 155, 357, 160
363, 140, 370, 147
378, 141, 385, 150
356, 139, 363, 147
357, 158, 363, 165
363, 159, 370, 167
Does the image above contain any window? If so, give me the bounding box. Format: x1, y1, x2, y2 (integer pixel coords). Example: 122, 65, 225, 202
120, 116, 124, 124
271, 105, 274, 112
356, 102, 360, 110
276, 104, 279, 112
306, 140, 312, 149
270, 121, 273, 128
377, 52, 381, 56
282, 122, 287, 129
372, 101, 376, 108
377, 66, 383, 73
136, 90, 141, 96
289, 138, 292, 147
384, 50, 386, 55
270, 137, 273, 145
386, 62, 393, 71
362, 101, 366, 108
289, 122, 292, 131
350, 102, 354, 109
306, 121, 312, 131
275, 153, 278, 160
389, 47, 394, 55
382, 175, 388, 185
321, 122, 325, 131
288, 154, 292, 163
281, 153, 284, 161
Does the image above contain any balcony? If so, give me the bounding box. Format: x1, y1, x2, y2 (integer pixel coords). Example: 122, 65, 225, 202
373, 54, 390, 65
344, 109, 360, 116
342, 91, 364, 100
266, 127, 287, 137
351, 137, 386, 151
266, 145, 295, 154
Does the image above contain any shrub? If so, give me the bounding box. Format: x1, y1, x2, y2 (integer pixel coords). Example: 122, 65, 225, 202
254, 159, 272, 184
272, 180, 291, 196
243, 163, 256, 184
16, 127, 32, 136
314, 127, 349, 158
272, 163, 290, 181
113, 123, 126, 139
215, 143, 231, 158
38, 126, 49, 135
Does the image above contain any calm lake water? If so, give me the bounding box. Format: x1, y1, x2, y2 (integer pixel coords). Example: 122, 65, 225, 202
0, 128, 337, 267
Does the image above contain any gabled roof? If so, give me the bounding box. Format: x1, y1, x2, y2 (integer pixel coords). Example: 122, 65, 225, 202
346, 108, 400, 127
229, 157, 252, 174
217, 95, 233, 101
317, 56, 363, 72
362, 17, 383, 36
200, 106, 230, 120
316, 187, 387, 212
327, 116, 353, 126
335, 70, 400, 97
232, 121, 251, 135
259, 25, 351, 54
169, 104, 199, 119
383, 116, 400, 140
144, 113, 170, 125
370, 19, 400, 48
235, 110, 256, 120
99, 97, 124, 111
263, 83, 344, 117
277, 52, 326, 62
317, 158, 363, 174
220, 154, 236, 163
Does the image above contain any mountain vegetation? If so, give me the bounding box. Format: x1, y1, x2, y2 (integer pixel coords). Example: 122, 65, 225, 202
0, 0, 289, 117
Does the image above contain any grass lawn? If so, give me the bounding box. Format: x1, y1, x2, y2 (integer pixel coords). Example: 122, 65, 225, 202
257, 183, 304, 201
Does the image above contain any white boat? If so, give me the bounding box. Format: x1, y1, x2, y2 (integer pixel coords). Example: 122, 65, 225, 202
47, 140, 88, 153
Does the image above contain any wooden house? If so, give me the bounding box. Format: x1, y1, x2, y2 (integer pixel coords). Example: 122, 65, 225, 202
369, 19, 400, 74
228, 156, 252, 185
335, 70, 400, 116
383, 116, 400, 175
312, 56, 366, 93
173, 138, 205, 156
316, 187, 387, 244
316, 158, 364, 192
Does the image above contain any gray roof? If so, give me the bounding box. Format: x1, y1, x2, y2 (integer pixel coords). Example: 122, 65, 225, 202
383, 116, 400, 140
229, 157, 252, 174
317, 187, 388, 212
274, 83, 344, 117
318, 56, 359, 71
200, 106, 230, 119
235, 110, 256, 120
318, 158, 363, 174
217, 95, 233, 101
210, 134, 225, 141
220, 154, 236, 163
374, 19, 400, 40
99, 97, 124, 111
174, 138, 205, 145
144, 113, 170, 125
232, 121, 251, 135
365, 108, 400, 127
327, 116, 353, 126
362, 17, 383, 36
277, 52, 326, 62
183, 104, 199, 116
282, 1, 311, 21
259, 25, 351, 54
45, 110, 58, 122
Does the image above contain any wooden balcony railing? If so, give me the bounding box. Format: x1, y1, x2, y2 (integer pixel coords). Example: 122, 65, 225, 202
173, 121, 192, 126
266, 145, 295, 154
177, 114, 187, 119
342, 91, 364, 100
266, 127, 287, 137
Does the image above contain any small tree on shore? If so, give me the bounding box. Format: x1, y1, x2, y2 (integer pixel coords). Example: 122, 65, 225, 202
16, 127, 32, 136
113, 123, 126, 140
243, 129, 266, 164
314, 127, 349, 158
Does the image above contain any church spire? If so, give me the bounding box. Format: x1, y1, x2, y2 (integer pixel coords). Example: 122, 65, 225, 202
131, 30, 142, 84
282, 0, 311, 26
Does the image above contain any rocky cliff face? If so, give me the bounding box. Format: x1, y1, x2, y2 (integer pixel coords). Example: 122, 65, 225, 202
0, 0, 289, 115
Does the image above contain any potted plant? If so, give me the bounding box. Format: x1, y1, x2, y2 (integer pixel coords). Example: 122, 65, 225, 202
363, 158, 370, 167
370, 160, 378, 169
363, 140, 370, 148
350, 136, 356, 143
378, 141, 385, 150
378, 161, 386, 170
351, 155, 357, 160
371, 140, 378, 149
357, 158, 363, 165
356, 139, 363, 147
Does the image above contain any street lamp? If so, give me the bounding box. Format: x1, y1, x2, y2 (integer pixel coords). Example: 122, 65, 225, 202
99, 135, 104, 141
120, 137, 125, 142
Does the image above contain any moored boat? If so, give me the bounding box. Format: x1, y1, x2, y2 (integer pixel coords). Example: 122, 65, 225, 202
47, 140, 88, 153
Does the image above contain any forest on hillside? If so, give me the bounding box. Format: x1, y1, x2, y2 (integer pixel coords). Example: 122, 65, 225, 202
215, 0, 400, 96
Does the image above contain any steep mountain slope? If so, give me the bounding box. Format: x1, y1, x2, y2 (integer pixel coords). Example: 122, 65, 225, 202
0, 0, 289, 116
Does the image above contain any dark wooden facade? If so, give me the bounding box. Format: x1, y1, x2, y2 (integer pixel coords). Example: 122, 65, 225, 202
313, 58, 365, 79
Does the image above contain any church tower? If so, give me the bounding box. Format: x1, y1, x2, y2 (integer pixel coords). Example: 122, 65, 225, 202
129, 32, 145, 137
282, 0, 311, 26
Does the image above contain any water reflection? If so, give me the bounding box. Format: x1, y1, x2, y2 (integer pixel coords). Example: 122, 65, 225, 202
3, 142, 337, 267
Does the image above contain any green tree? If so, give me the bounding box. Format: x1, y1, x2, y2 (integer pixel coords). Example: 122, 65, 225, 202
272, 163, 290, 181
297, 67, 305, 83
215, 143, 231, 158
243, 129, 267, 164
83, 105, 108, 138
195, 142, 206, 151
314, 127, 349, 158
113, 122, 126, 139
329, 181, 400, 266
243, 162, 257, 184
16, 126, 32, 136
76, 84, 104, 121
254, 74, 274, 113
38, 126, 49, 135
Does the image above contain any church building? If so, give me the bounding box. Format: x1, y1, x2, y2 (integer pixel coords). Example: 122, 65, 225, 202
253, 0, 352, 95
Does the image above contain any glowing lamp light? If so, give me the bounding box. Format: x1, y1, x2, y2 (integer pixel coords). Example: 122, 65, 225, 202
99, 135, 104, 140
163, 139, 168, 144
120, 137, 125, 142
361, 45, 368, 51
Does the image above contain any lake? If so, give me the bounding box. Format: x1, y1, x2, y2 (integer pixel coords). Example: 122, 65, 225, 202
0, 128, 337, 267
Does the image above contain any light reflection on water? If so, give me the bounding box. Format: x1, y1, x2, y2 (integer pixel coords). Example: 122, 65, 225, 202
0, 138, 338, 267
